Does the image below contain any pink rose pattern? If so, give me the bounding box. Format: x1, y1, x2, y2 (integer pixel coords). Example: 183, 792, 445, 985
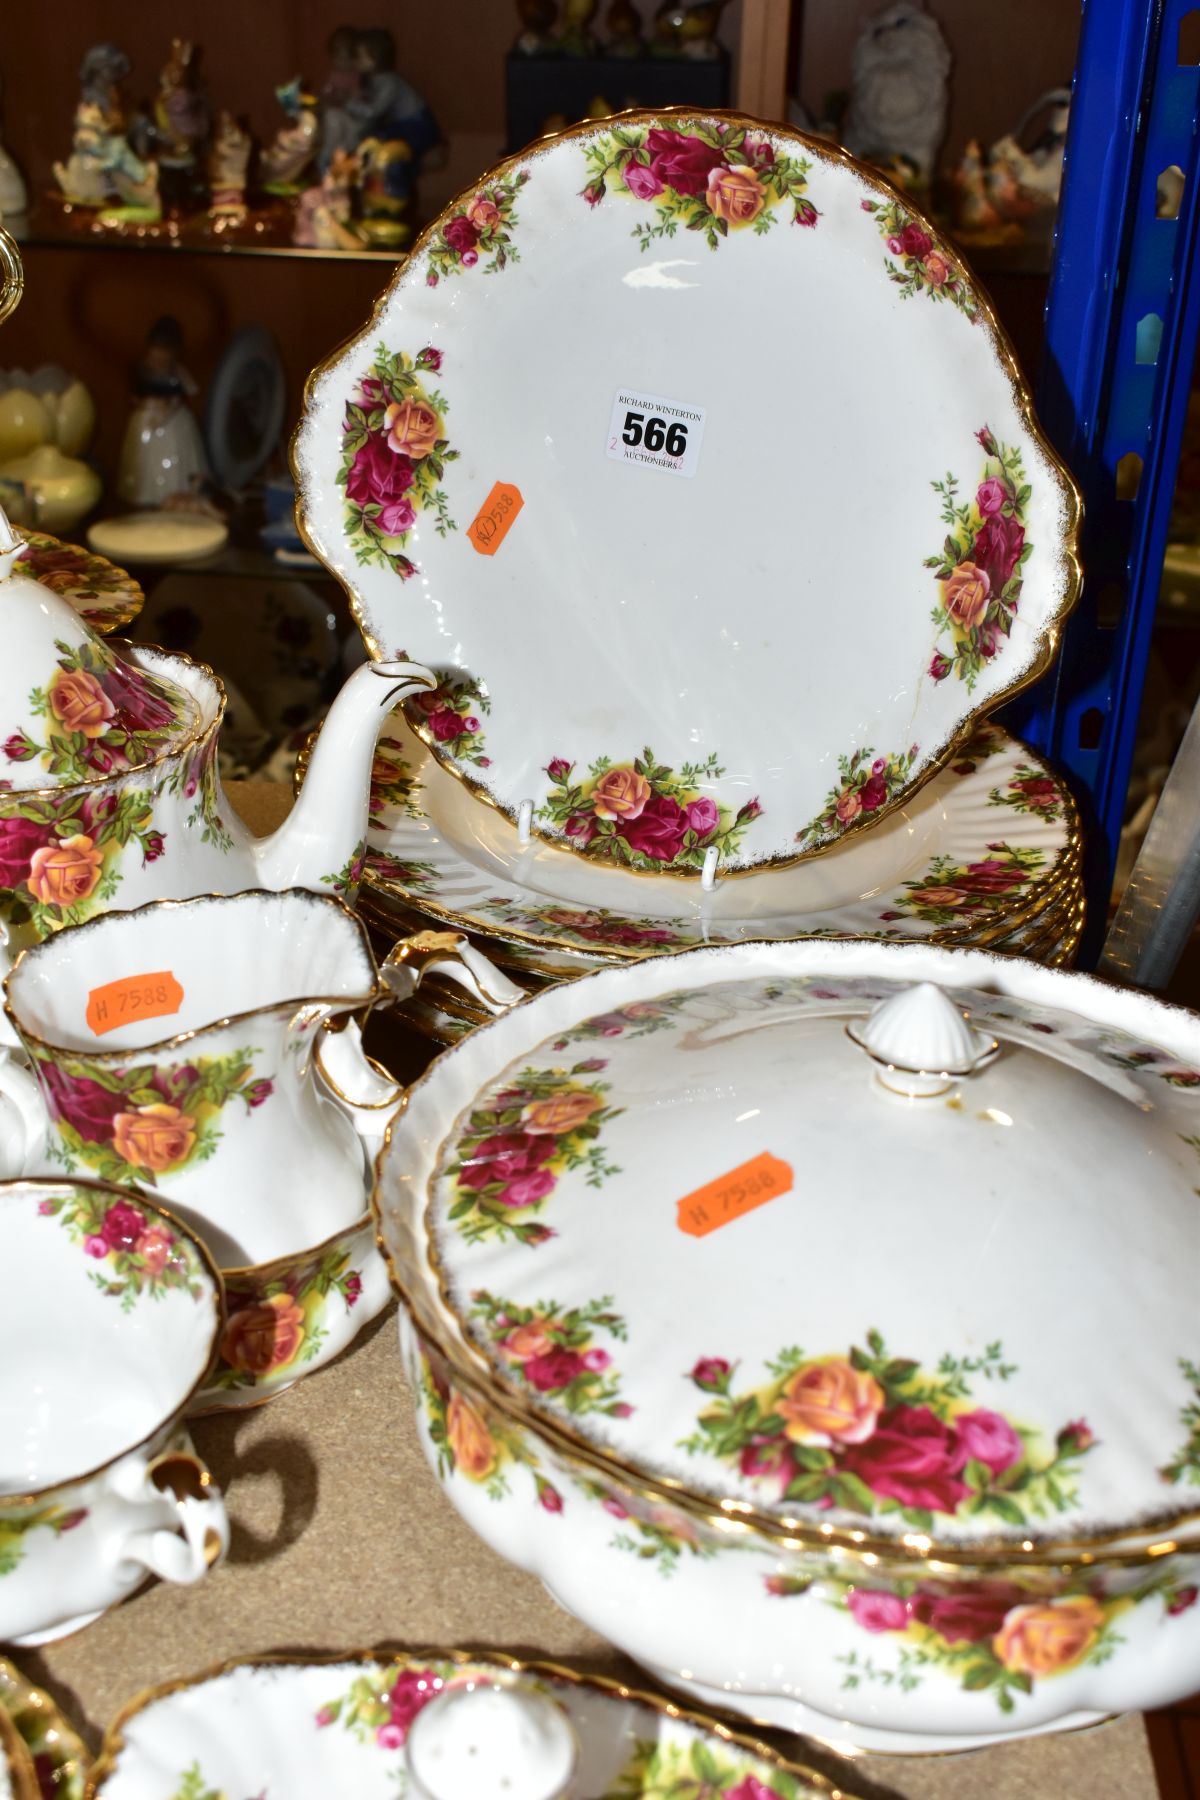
581, 120, 817, 250
880, 840, 1047, 928
469, 1288, 631, 1420
990, 763, 1065, 821
684, 1333, 1095, 1528
442, 1063, 621, 1248
424, 167, 530, 284
338, 344, 457, 582
407, 676, 491, 770
37, 1183, 206, 1304
775, 1565, 1197, 1714
797, 743, 918, 853
480, 897, 692, 951
5, 637, 193, 787
925, 427, 1033, 690
538, 747, 763, 874
861, 194, 978, 319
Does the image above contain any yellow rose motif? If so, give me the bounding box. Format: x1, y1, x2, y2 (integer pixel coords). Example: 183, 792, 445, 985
706, 164, 766, 225
992, 1596, 1105, 1677
384, 396, 441, 459
590, 765, 651, 821
943, 560, 991, 632
112, 1102, 197, 1172
447, 1390, 499, 1481
521, 1091, 603, 1135
776, 1358, 884, 1445
26, 835, 104, 908
500, 1319, 555, 1361
48, 667, 116, 738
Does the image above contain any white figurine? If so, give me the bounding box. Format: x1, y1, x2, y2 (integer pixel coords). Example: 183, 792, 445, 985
841, 1, 951, 184
988, 87, 1071, 213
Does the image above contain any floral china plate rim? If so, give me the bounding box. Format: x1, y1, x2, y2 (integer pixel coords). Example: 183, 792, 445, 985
83, 1645, 860, 1799
293, 108, 1081, 879
356, 717, 1080, 965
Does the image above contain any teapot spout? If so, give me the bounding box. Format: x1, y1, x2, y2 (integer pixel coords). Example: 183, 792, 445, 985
251, 660, 435, 895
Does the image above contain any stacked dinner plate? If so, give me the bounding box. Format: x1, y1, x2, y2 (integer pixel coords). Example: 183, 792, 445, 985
352, 715, 1084, 1042
290, 109, 1084, 1040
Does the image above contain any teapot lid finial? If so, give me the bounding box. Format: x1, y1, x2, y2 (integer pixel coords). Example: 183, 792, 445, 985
0, 501, 21, 580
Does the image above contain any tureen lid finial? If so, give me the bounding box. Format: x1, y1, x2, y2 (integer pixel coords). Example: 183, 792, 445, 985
847, 981, 999, 1097
405, 1680, 578, 1800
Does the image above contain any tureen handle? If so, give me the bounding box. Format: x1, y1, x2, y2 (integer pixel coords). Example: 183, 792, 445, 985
380, 930, 525, 1016
846, 982, 999, 1098
405, 1680, 578, 1800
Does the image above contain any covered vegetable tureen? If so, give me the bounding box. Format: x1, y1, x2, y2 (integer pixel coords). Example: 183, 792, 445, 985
374, 937, 1200, 1753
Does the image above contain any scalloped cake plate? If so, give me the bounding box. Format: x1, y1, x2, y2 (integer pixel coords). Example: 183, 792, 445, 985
295, 110, 1079, 878
357, 717, 1080, 967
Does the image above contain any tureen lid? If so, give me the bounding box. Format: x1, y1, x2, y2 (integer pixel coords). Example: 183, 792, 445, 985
0, 504, 199, 790
415, 943, 1200, 1555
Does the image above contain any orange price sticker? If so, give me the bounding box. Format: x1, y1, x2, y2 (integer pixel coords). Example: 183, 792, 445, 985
676, 1151, 793, 1238
468, 481, 523, 557
86, 972, 184, 1038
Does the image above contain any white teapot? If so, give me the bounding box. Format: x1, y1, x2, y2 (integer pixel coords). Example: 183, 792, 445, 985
0, 504, 435, 959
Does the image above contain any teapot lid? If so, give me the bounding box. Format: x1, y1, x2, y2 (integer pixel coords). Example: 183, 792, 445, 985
418, 945, 1200, 1555
0, 506, 199, 790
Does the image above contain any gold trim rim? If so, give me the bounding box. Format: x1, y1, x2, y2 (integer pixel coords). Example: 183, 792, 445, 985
0, 1177, 224, 1508
358, 743, 1083, 967
289, 105, 1083, 883
371, 936, 1200, 1568
84, 1644, 864, 1798
0, 1655, 89, 1799
4, 886, 383, 1063
15, 525, 146, 636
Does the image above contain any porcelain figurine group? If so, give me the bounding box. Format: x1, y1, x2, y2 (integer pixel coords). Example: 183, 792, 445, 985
52, 30, 441, 250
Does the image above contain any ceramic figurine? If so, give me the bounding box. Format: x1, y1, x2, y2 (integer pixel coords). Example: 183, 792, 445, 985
841, 0, 951, 185
952, 137, 1003, 232
117, 317, 208, 508
514, 0, 559, 54
294, 149, 364, 250
558, 0, 599, 54
0, 72, 28, 235
988, 86, 1071, 217
653, 0, 731, 57
260, 79, 319, 195
605, 0, 644, 54
318, 25, 365, 165
207, 111, 252, 220
152, 38, 209, 211
354, 138, 414, 247
78, 42, 131, 131
327, 28, 441, 196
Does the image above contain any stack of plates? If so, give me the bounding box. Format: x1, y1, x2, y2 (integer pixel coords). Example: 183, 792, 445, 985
354, 711, 1084, 1043
289, 110, 1085, 1040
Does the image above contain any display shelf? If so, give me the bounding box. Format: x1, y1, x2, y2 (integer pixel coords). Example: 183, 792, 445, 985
1010, 0, 1200, 958
21, 220, 405, 263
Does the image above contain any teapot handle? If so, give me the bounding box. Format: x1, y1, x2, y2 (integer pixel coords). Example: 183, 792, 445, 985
0, 228, 23, 332
380, 930, 525, 1017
